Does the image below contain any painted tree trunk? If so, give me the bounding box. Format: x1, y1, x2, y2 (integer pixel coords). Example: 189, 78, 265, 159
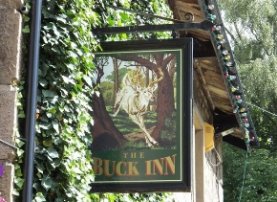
151, 67, 175, 140
92, 94, 126, 151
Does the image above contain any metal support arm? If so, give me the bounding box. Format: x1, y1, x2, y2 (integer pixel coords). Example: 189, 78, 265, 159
92, 20, 214, 35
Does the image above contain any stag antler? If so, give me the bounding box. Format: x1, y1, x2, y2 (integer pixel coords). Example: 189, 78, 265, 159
148, 67, 164, 87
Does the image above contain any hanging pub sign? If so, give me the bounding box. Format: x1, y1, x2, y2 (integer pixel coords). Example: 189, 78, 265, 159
91, 38, 193, 192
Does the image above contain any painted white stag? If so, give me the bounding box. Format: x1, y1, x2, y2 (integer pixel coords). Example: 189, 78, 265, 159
112, 69, 164, 147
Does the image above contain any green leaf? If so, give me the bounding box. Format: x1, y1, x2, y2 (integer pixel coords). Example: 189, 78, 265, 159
34, 192, 47, 202
41, 177, 53, 191
22, 25, 30, 33
47, 147, 59, 159
83, 75, 93, 87
39, 79, 48, 87
50, 158, 61, 169
43, 139, 53, 147
61, 75, 75, 84
39, 122, 51, 130
52, 120, 60, 133
42, 90, 56, 98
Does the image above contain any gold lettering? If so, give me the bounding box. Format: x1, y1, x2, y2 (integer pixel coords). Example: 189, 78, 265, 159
123, 153, 128, 158
115, 161, 127, 176
103, 160, 115, 176
145, 160, 152, 176
93, 158, 103, 175
128, 162, 139, 176
145, 154, 176, 176
152, 158, 164, 175
130, 152, 137, 159
164, 154, 176, 175
139, 152, 144, 159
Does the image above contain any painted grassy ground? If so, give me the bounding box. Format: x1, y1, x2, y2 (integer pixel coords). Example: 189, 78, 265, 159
106, 106, 176, 149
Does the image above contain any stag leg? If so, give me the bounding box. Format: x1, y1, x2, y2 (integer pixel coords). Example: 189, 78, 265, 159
129, 114, 159, 147
145, 136, 152, 147
137, 115, 159, 146
112, 90, 123, 117
144, 130, 159, 147
112, 98, 123, 117
112, 106, 121, 117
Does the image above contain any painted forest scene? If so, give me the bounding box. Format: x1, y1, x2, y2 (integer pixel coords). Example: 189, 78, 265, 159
92, 51, 181, 151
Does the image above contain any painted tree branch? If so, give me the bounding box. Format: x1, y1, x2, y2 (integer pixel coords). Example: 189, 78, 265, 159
162, 54, 175, 67
115, 55, 157, 70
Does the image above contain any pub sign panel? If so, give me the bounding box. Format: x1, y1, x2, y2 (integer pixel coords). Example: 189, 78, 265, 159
91, 38, 192, 192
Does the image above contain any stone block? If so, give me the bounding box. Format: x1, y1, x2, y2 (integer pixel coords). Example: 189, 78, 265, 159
0, 162, 14, 202
0, 0, 23, 10
0, 85, 16, 160
0, 8, 22, 85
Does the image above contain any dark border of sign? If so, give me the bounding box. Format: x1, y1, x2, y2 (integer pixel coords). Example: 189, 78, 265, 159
91, 38, 193, 192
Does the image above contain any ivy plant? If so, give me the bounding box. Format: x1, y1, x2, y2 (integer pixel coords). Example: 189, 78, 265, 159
15, 0, 172, 201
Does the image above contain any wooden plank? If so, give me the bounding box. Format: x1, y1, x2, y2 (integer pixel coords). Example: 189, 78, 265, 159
194, 62, 215, 110
207, 85, 229, 99
217, 105, 233, 112
175, 1, 204, 22
203, 71, 226, 90
203, 70, 222, 81
211, 94, 231, 106
194, 57, 220, 73
200, 62, 220, 73
206, 80, 226, 91
194, 59, 225, 90
196, 57, 218, 62
214, 104, 233, 114
210, 91, 230, 103
193, 74, 214, 122
211, 97, 233, 113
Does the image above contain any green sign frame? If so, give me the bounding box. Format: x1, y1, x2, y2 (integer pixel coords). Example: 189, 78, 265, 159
91, 38, 192, 192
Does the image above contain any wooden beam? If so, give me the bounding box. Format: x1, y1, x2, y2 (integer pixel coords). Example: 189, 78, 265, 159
203, 71, 226, 90
211, 97, 233, 112
213, 103, 233, 113
194, 61, 215, 110
207, 85, 229, 99
195, 57, 221, 73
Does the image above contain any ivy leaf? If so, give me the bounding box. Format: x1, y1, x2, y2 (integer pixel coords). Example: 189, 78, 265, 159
42, 90, 56, 98
83, 75, 93, 87
50, 158, 61, 169
39, 79, 48, 87
16, 148, 25, 158
52, 120, 60, 133
47, 147, 59, 159
36, 163, 45, 175
39, 122, 51, 130
22, 25, 30, 33
41, 177, 53, 191
34, 192, 47, 202
43, 139, 53, 147
61, 75, 75, 84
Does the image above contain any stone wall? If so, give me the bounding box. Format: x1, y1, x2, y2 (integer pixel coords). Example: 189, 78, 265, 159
0, 0, 22, 201
204, 138, 224, 202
